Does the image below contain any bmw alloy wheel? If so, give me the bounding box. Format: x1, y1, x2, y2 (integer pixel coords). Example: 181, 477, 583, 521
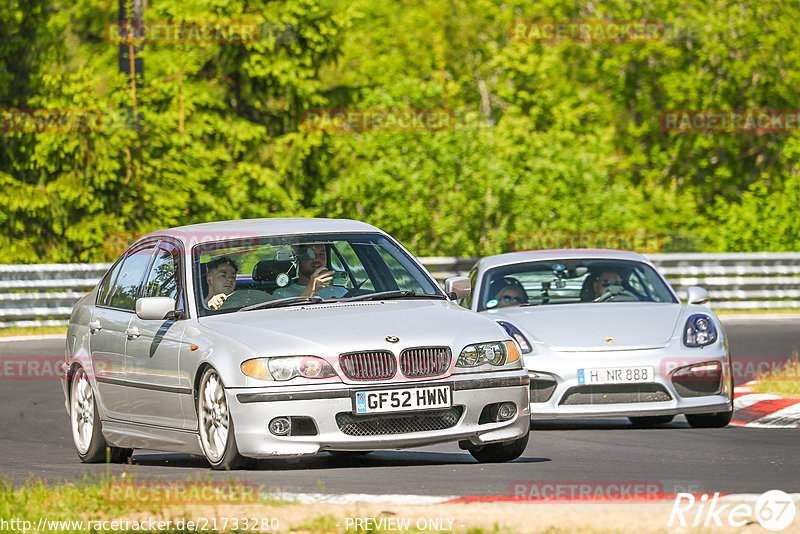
198, 368, 247, 469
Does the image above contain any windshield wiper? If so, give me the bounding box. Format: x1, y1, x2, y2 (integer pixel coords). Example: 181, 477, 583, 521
341, 290, 447, 303
239, 296, 326, 312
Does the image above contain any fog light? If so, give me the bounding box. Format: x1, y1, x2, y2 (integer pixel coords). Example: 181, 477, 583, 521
497, 402, 516, 421
269, 417, 291, 436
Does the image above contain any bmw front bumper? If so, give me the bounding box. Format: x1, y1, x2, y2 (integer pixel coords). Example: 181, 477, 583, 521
225, 370, 531, 458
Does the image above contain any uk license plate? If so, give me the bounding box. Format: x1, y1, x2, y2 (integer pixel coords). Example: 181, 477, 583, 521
354, 385, 452, 414
578, 366, 655, 385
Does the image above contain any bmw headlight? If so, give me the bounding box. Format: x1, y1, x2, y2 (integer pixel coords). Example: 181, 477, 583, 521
496, 321, 533, 354
456, 341, 520, 368
241, 356, 337, 381
683, 314, 718, 347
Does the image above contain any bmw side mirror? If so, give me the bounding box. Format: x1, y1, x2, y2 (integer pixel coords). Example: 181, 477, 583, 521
687, 286, 710, 306
444, 276, 471, 300
136, 297, 178, 320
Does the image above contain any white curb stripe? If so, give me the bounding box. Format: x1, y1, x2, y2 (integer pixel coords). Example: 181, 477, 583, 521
746, 401, 800, 428
261, 492, 800, 504
263, 492, 458, 505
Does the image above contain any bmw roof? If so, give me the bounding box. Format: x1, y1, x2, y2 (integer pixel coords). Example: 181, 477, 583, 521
142, 218, 383, 247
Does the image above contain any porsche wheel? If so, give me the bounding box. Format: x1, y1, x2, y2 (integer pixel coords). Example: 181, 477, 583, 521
629, 415, 674, 428
686, 411, 732, 428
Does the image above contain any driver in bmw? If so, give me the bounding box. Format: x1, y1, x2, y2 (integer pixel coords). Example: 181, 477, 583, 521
205, 256, 238, 310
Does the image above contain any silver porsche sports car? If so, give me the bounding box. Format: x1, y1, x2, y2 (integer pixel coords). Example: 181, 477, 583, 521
464, 249, 733, 428
61, 219, 530, 469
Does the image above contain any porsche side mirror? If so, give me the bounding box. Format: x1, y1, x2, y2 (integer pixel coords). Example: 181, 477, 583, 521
687, 286, 711, 306
136, 297, 177, 320
444, 276, 471, 300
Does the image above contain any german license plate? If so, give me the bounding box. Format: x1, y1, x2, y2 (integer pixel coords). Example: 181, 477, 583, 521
578, 366, 654, 385
354, 385, 451, 414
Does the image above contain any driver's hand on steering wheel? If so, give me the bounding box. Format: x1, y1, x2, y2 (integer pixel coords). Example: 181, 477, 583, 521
207, 293, 229, 310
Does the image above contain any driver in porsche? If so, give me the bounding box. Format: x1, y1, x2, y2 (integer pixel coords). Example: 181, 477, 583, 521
593, 269, 622, 299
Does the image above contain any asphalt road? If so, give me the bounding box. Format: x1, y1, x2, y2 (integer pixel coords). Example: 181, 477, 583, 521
0, 316, 797, 495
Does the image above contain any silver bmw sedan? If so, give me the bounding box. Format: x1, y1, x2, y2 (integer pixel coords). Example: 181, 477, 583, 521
61, 218, 530, 469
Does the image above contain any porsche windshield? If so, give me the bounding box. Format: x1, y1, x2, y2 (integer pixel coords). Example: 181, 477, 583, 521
479, 259, 677, 311
193, 233, 442, 315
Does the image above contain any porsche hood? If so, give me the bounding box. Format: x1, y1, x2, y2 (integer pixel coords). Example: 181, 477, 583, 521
488, 302, 685, 351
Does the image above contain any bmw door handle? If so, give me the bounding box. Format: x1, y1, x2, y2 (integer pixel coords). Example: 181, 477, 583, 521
88, 319, 102, 333
125, 326, 141, 340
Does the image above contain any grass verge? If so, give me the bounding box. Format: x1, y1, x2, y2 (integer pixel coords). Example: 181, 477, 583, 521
750, 352, 800, 398
0, 326, 67, 337
716, 308, 800, 315
2, 472, 711, 533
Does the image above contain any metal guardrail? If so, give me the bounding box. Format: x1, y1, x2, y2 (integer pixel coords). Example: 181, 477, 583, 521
0, 263, 112, 328
1, 254, 799, 328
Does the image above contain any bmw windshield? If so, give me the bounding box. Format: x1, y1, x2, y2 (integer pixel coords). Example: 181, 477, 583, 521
193, 233, 444, 316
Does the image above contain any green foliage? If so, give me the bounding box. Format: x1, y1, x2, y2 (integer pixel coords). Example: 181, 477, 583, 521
1, 0, 799, 262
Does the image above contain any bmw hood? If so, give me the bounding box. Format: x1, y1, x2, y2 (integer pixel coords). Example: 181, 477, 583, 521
486, 302, 685, 351
199, 300, 508, 357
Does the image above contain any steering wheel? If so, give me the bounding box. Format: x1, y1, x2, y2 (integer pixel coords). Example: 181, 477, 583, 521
218, 290, 271, 310
594, 285, 638, 302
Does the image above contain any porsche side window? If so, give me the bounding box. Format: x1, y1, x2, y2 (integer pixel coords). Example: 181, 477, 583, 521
626, 271, 646, 295
107, 246, 156, 311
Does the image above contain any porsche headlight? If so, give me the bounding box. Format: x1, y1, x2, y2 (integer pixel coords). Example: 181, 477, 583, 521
496, 321, 533, 354
241, 356, 336, 381
457, 341, 519, 368
683, 314, 718, 347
